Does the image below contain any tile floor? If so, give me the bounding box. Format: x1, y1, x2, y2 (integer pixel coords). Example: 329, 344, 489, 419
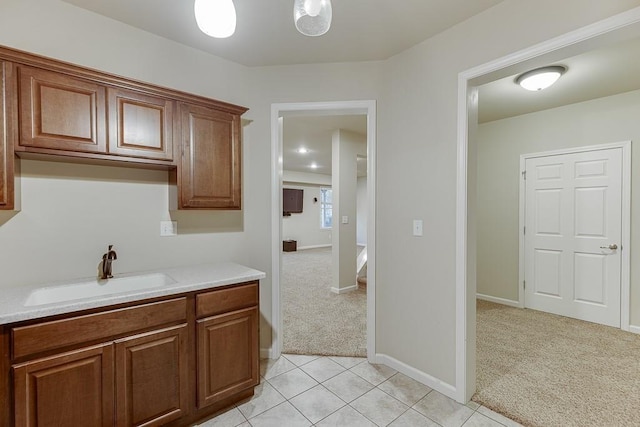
196, 354, 524, 427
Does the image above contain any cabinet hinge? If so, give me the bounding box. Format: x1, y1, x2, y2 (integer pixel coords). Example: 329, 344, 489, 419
523, 226, 526, 235
522, 170, 526, 180
523, 280, 526, 289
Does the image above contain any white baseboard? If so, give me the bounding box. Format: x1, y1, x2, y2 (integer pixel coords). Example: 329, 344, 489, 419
297, 244, 332, 251
476, 293, 520, 308
260, 348, 274, 359
629, 325, 640, 335
376, 353, 458, 401
331, 284, 358, 294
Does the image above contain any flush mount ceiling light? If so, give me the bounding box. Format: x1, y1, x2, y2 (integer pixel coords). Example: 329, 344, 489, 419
194, 0, 237, 38
297, 147, 309, 154
294, 0, 332, 37
310, 162, 319, 169
516, 66, 567, 91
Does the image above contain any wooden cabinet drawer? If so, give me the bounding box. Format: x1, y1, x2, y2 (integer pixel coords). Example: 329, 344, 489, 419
196, 282, 258, 318
11, 297, 187, 360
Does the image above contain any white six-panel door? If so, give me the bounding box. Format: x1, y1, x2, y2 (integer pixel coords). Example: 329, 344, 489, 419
524, 147, 622, 327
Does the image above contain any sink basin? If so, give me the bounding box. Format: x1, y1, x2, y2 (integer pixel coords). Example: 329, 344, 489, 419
24, 273, 176, 306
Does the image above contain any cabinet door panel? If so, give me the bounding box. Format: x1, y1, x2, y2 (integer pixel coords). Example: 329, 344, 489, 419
197, 306, 258, 408
179, 103, 241, 209
108, 88, 174, 161
18, 66, 106, 153
115, 324, 189, 427
13, 343, 114, 427
0, 61, 15, 210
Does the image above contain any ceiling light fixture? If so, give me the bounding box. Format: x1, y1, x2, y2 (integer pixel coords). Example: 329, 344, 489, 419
194, 0, 237, 38
310, 162, 319, 169
516, 66, 566, 91
294, 0, 332, 37
297, 147, 309, 154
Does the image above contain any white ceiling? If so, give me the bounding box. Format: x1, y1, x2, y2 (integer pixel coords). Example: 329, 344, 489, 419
61, 0, 503, 67
60, 0, 640, 171
283, 115, 367, 177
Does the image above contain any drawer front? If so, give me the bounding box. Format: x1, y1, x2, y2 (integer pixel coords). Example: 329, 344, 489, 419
196, 282, 258, 318
12, 297, 187, 360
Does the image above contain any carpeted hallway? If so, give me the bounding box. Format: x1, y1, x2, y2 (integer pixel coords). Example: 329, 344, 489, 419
474, 300, 640, 427
282, 247, 366, 357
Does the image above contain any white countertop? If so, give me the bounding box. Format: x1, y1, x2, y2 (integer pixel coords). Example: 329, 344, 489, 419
0, 262, 266, 325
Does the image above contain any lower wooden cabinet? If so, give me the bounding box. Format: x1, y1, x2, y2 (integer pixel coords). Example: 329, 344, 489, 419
5, 282, 259, 427
115, 325, 188, 427
13, 343, 115, 427
197, 306, 259, 408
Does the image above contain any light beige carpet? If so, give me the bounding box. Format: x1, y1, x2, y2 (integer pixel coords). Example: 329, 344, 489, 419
474, 300, 640, 427
282, 247, 366, 357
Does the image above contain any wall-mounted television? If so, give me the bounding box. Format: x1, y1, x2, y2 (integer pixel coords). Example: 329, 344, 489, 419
283, 188, 303, 215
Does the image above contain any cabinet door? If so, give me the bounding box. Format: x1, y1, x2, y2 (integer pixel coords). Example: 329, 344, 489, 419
179, 103, 241, 209
115, 324, 189, 427
197, 306, 258, 408
0, 61, 15, 210
108, 88, 174, 161
18, 65, 107, 153
13, 343, 114, 427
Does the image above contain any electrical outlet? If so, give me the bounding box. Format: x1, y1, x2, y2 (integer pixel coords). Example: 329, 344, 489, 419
160, 221, 177, 236
413, 220, 423, 237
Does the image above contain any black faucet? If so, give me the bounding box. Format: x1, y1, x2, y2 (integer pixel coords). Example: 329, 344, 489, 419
100, 245, 117, 279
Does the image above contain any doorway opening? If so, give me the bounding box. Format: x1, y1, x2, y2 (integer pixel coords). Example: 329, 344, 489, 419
457, 6, 640, 423
271, 101, 377, 361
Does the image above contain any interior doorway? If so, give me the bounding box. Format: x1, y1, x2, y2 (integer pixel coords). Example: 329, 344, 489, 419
270, 101, 377, 361
456, 8, 640, 403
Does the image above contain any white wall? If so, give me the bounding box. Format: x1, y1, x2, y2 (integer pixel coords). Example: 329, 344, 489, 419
377, 0, 640, 387
281, 183, 331, 249
477, 88, 640, 324
2, 0, 640, 398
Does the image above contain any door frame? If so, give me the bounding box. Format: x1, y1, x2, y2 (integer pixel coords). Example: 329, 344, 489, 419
270, 100, 377, 361
518, 141, 632, 329
456, 7, 640, 402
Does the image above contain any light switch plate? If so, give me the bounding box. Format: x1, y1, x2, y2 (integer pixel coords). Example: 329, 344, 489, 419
342, 216, 349, 224
413, 220, 423, 236
160, 221, 177, 236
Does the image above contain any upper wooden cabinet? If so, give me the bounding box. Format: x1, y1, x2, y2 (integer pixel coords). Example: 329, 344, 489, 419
177, 103, 242, 210
0, 62, 16, 210
0, 45, 247, 211
108, 88, 174, 161
18, 65, 107, 154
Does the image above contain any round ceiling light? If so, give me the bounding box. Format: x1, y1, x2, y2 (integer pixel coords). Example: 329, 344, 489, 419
294, 0, 332, 37
516, 66, 567, 91
194, 0, 237, 39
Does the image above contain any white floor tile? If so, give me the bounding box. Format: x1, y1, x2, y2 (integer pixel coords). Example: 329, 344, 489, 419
299, 357, 346, 383
195, 407, 246, 427
388, 408, 440, 427
378, 373, 432, 406
283, 354, 320, 367
462, 412, 505, 427
316, 405, 378, 427
477, 406, 524, 427
289, 384, 346, 424
260, 357, 297, 380
267, 368, 318, 399
350, 388, 409, 426
247, 402, 311, 427
329, 356, 367, 369
413, 391, 474, 427
350, 362, 397, 386
323, 371, 375, 403
236, 382, 286, 419
466, 401, 481, 411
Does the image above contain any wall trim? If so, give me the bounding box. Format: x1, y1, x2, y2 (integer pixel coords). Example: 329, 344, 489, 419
271, 100, 377, 362
629, 325, 640, 335
376, 353, 457, 401
476, 294, 520, 308
457, 6, 640, 403
330, 284, 358, 294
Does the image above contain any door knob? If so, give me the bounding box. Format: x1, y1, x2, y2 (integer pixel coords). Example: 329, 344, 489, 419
600, 244, 618, 250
